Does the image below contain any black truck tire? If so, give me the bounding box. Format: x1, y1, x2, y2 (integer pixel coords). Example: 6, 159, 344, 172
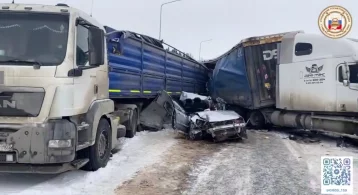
248, 110, 265, 129
83, 118, 111, 171
125, 109, 138, 138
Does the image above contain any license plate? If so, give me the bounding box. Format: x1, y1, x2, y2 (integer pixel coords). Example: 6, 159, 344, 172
0, 142, 13, 152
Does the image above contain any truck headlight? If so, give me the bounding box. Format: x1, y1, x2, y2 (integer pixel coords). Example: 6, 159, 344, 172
48, 139, 72, 148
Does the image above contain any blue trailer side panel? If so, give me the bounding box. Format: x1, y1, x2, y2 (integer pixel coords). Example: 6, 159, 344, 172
206, 31, 302, 109
209, 42, 281, 109
106, 30, 208, 99
211, 48, 253, 108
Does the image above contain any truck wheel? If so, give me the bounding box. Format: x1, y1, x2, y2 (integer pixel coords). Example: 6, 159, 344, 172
126, 109, 137, 138
249, 111, 265, 129
137, 124, 144, 132
83, 118, 111, 171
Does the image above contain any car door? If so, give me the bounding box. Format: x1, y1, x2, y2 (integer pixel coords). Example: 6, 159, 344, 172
140, 90, 174, 129
172, 101, 189, 132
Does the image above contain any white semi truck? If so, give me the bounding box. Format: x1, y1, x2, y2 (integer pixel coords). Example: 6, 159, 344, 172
0, 3, 209, 173
206, 31, 358, 136
0, 3, 122, 173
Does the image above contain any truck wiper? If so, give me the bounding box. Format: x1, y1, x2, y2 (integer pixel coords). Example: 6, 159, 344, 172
0, 59, 43, 69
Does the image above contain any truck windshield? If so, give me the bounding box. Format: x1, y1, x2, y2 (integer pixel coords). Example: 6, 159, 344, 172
0, 12, 69, 66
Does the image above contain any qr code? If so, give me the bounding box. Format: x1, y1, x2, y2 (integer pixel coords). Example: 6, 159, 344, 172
321, 156, 353, 194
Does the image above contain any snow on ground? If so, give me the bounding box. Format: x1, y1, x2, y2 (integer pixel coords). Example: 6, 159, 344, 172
183, 131, 358, 195
0, 130, 177, 195
278, 132, 358, 194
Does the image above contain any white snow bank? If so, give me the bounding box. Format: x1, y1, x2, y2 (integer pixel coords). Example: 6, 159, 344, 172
1, 130, 177, 195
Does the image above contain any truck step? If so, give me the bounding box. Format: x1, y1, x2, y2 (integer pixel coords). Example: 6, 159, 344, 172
117, 124, 126, 138
77, 122, 90, 131
311, 115, 358, 124
71, 158, 89, 169
77, 142, 91, 151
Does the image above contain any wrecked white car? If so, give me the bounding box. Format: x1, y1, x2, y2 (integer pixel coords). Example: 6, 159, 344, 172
141, 90, 247, 142
187, 110, 247, 142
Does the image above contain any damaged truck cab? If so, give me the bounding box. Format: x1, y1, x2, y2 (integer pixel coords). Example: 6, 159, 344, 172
0, 3, 123, 173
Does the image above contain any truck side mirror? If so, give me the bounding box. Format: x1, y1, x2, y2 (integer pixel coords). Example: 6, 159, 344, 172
342, 62, 350, 86
88, 26, 105, 66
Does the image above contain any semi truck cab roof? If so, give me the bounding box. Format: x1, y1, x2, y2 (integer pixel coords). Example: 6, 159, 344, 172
0, 3, 104, 31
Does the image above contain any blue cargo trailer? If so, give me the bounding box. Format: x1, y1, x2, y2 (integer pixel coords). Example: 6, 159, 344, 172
103, 26, 209, 135
204, 31, 301, 127
105, 27, 209, 99
204, 31, 302, 109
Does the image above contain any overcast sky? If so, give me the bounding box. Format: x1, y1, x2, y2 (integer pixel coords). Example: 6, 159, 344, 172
2, 0, 357, 60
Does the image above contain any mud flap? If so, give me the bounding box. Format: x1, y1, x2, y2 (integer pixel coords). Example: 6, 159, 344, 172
139, 91, 174, 130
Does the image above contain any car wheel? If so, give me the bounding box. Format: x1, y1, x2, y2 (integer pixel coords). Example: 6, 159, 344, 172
188, 122, 202, 140
83, 118, 111, 171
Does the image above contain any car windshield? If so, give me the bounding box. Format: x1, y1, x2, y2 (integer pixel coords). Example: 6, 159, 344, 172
0, 12, 69, 66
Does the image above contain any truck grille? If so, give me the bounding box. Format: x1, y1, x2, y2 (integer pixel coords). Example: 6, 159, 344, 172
0, 87, 45, 117
0, 130, 14, 142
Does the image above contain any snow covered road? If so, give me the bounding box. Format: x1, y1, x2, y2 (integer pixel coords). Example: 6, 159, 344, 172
117, 130, 358, 195
0, 130, 177, 195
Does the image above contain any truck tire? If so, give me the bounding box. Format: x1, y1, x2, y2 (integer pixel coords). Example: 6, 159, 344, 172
249, 111, 265, 129
137, 124, 144, 132
125, 109, 137, 138
83, 118, 111, 171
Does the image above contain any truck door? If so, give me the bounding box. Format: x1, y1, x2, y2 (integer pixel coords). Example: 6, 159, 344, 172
336, 63, 358, 112
249, 43, 278, 104
72, 20, 101, 111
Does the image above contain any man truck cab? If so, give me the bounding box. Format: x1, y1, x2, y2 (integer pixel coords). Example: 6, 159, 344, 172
0, 3, 124, 173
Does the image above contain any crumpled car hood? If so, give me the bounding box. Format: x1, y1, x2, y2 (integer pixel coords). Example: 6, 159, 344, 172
190, 110, 241, 122
180, 91, 210, 101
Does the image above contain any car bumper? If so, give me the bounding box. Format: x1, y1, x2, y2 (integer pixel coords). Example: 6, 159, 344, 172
207, 123, 247, 141
0, 119, 77, 173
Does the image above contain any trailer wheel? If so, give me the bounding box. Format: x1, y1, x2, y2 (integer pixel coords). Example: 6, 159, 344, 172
249, 111, 265, 129
126, 109, 138, 138
83, 118, 111, 171
137, 124, 144, 132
